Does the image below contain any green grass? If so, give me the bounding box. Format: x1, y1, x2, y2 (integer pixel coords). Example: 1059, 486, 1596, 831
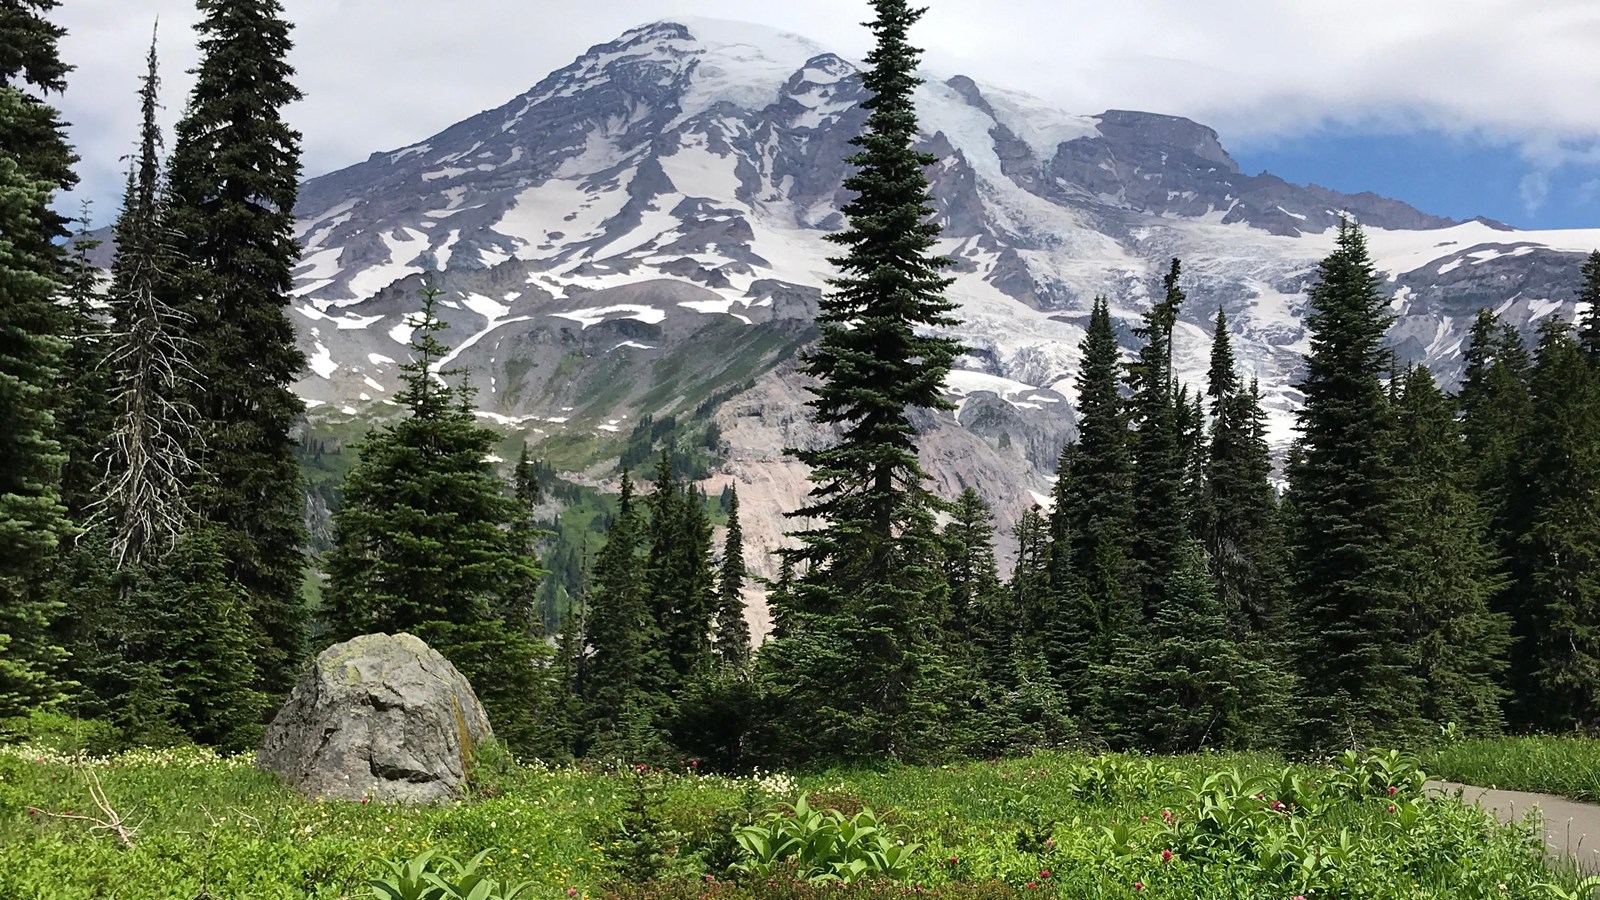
1426, 736, 1600, 802
0, 744, 1589, 900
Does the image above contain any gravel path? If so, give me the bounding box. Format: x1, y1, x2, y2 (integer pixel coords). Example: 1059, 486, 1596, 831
1429, 781, 1600, 872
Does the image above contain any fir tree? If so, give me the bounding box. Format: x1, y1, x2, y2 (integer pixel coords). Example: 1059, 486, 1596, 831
55, 205, 112, 519
1202, 308, 1285, 640
643, 453, 714, 696
0, 0, 77, 261
713, 485, 751, 669
1048, 298, 1138, 711
1091, 541, 1290, 752
164, 0, 309, 698
323, 287, 551, 756
1009, 505, 1054, 661
1286, 219, 1420, 747
942, 487, 1003, 642
506, 443, 549, 636
760, 0, 965, 762
0, 85, 69, 724
583, 471, 649, 754
1458, 311, 1533, 710
1390, 366, 1510, 734
1510, 322, 1600, 730
1126, 258, 1190, 620
1579, 250, 1600, 363
147, 527, 266, 749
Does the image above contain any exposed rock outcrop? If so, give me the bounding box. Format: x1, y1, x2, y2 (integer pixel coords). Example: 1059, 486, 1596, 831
258, 633, 492, 804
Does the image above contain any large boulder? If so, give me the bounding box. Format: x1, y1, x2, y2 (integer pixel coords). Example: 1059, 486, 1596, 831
258, 632, 492, 803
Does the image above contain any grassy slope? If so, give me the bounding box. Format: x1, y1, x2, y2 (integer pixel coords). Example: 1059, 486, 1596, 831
0, 746, 1583, 900
1426, 736, 1600, 802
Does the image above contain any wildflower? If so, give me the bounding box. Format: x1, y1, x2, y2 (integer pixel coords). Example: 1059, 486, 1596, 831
1387, 805, 1396, 814
1026, 883, 1037, 890
1044, 838, 1054, 849
1039, 869, 1050, 879
948, 856, 958, 865
1388, 785, 1398, 796
568, 890, 577, 897
1134, 882, 1144, 891
1162, 849, 1173, 863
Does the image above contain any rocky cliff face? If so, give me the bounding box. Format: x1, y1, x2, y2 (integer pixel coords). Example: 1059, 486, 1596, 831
281, 16, 1600, 597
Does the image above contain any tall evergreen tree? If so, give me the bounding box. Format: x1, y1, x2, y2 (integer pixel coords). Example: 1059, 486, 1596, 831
1458, 310, 1534, 710
506, 443, 549, 636
0, 1, 76, 724
1578, 250, 1600, 363
1049, 297, 1136, 705
760, 0, 965, 762
1509, 321, 1600, 730
0, 0, 77, 260
0, 87, 69, 723
164, 0, 308, 698
55, 205, 112, 519
1390, 366, 1510, 734
942, 487, 1003, 643
713, 485, 751, 669
323, 287, 551, 755
1286, 220, 1420, 747
583, 471, 649, 754
1126, 258, 1190, 620
643, 453, 715, 696
1202, 309, 1285, 640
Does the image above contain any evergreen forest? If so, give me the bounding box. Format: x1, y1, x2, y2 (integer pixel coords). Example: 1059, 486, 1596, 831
4, 0, 1600, 778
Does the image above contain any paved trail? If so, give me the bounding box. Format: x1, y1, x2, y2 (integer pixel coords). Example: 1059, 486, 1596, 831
1429, 781, 1600, 872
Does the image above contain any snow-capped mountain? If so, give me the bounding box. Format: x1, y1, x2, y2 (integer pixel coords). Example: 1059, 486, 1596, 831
286, 16, 1600, 583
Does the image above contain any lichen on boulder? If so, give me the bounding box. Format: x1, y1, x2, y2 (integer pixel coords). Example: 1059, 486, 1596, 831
257, 632, 492, 803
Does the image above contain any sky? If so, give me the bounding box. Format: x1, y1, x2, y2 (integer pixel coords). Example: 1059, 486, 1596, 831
45, 0, 1600, 230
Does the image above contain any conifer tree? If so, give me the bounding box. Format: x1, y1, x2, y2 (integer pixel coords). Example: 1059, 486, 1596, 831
1091, 541, 1290, 752
1509, 321, 1600, 730
643, 454, 714, 697
942, 487, 1003, 642
759, 0, 965, 761
164, 0, 308, 698
506, 443, 549, 636
97, 28, 199, 570
1202, 308, 1285, 640
0, 0, 77, 260
0, 1, 76, 721
324, 287, 550, 755
1176, 385, 1207, 535
55, 206, 112, 519
713, 485, 751, 669
1009, 505, 1054, 661
1126, 259, 1189, 620
1286, 220, 1420, 747
1390, 366, 1510, 734
583, 472, 649, 753
1458, 311, 1533, 708
1578, 250, 1600, 362
1049, 298, 1136, 706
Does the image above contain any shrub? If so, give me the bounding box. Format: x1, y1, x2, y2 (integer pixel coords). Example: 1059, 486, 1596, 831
729, 795, 922, 884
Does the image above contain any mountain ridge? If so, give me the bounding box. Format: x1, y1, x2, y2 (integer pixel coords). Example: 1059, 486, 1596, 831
224, 17, 1600, 589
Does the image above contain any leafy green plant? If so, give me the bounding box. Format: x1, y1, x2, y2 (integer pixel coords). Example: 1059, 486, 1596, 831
729, 795, 922, 884
369, 848, 534, 900
1329, 749, 1427, 800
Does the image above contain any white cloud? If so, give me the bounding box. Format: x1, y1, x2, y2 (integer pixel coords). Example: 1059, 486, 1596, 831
1520, 171, 1551, 214
46, 0, 1600, 222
